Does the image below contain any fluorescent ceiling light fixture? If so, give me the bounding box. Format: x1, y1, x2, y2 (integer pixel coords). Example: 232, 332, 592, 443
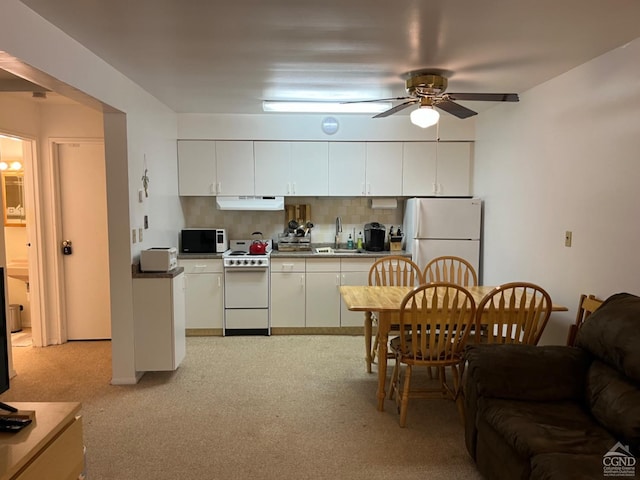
410, 106, 440, 128
262, 101, 391, 114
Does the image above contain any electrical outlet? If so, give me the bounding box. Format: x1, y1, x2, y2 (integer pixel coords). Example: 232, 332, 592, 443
565, 231, 572, 247
138, 228, 143, 242
132, 228, 137, 244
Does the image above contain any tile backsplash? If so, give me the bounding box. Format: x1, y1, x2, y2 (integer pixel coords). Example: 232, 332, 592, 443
180, 197, 404, 244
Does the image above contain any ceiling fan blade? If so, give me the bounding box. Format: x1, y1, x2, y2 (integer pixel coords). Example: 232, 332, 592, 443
436, 99, 477, 119
342, 96, 411, 104
373, 100, 419, 118
447, 93, 519, 102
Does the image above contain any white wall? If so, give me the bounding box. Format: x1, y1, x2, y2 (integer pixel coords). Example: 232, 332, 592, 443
1, 0, 182, 383
178, 112, 475, 141
474, 38, 640, 344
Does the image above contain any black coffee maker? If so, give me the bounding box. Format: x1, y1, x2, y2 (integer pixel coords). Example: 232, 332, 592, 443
364, 222, 386, 251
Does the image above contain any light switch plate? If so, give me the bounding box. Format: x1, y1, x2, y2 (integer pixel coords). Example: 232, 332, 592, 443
565, 231, 572, 247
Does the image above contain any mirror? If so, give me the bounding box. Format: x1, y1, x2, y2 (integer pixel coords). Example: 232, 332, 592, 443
2, 172, 26, 226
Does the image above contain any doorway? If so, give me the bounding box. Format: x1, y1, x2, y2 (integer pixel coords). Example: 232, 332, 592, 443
0, 134, 41, 376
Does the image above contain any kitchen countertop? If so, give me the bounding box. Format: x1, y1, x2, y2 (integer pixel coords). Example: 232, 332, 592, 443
271, 249, 411, 258
176, 246, 411, 260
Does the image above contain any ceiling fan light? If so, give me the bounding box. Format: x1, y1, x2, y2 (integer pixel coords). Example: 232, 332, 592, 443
410, 106, 440, 128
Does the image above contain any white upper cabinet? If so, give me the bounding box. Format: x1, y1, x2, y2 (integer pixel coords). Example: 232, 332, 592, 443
254, 141, 290, 196
254, 141, 329, 196
434, 142, 472, 196
216, 141, 255, 196
365, 142, 403, 196
328, 142, 366, 196
403, 142, 437, 196
403, 142, 472, 196
290, 142, 329, 196
177, 140, 217, 196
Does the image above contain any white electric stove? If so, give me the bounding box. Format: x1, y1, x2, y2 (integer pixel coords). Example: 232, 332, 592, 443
222, 239, 272, 336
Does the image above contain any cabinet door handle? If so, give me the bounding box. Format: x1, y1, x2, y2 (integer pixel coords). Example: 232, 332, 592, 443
336, 274, 340, 286
209, 183, 215, 194
218, 276, 221, 287
292, 182, 296, 195
367, 183, 371, 195
361, 183, 365, 195
282, 263, 295, 270
216, 182, 222, 194
300, 275, 304, 289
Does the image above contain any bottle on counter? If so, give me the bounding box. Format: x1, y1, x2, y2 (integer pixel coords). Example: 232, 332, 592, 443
356, 231, 364, 250
347, 234, 354, 250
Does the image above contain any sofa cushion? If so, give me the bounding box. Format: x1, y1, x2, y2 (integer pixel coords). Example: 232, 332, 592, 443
480, 398, 615, 458
465, 344, 590, 402
586, 359, 640, 453
530, 453, 609, 480
576, 292, 640, 383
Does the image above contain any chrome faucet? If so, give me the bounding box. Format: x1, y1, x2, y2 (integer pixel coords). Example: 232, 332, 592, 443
335, 216, 342, 248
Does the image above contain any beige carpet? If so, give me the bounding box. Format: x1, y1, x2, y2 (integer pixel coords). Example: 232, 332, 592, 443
1, 336, 481, 480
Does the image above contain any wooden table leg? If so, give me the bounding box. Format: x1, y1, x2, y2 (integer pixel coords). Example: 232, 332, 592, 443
377, 313, 389, 411
364, 311, 373, 373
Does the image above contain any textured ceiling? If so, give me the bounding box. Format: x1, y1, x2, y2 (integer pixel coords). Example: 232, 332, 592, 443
8, 0, 640, 116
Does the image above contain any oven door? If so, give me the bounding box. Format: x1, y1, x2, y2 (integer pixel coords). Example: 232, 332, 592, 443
224, 268, 269, 308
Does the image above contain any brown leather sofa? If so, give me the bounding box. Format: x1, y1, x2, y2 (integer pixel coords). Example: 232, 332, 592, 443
463, 292, 640, 480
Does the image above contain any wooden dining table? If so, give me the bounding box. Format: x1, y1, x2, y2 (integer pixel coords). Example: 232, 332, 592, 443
339, 285, 568, 411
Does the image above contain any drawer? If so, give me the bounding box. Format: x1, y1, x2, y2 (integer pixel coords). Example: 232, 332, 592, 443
179, 259, 223, 274
341, 257, 378, 272
305, 258, 340, 272
271, 258, 305, 272
18, 416, 84, 480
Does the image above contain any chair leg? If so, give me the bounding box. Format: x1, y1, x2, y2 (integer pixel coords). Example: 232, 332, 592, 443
389, 354, 399, 400
371, 331, 379, 364
364, 312, 373, 373
399, 364, 412, 428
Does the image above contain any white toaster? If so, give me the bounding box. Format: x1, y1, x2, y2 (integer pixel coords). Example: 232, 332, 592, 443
140, 247, 178, 272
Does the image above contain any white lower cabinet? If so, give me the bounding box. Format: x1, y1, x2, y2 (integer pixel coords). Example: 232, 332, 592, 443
340, 257, 378, 327
270, 258, 306, 327
305, 258, 341, 327
179, 259, 224, 330
133, 273, 186, 371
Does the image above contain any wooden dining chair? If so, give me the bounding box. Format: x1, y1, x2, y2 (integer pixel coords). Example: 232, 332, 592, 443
366, 256, 424, 373
388, 283, 476, 427
566, 294, 603, 346
423, 256, 478, 287
474, 282, 552, 345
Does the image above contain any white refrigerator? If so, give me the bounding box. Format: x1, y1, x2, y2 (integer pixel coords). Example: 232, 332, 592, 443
402, 197, 482, 278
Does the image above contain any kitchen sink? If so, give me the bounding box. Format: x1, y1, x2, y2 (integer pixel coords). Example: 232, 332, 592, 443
314, 247, 364, 255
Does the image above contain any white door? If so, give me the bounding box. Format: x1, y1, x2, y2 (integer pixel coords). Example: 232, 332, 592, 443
58, 143, 111, 340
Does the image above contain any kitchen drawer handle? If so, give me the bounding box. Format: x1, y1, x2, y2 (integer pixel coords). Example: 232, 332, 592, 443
282, 263, 295, 269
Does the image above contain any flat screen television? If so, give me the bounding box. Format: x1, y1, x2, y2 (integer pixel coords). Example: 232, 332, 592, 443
0, 267, 15, 412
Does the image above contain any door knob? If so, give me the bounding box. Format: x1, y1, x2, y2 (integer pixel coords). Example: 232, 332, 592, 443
62, 240, 73, 255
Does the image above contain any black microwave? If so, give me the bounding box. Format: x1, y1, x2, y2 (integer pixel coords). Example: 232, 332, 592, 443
180, 228, 228, 253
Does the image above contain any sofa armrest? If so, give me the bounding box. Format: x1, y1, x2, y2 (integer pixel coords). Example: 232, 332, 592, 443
463, 344, 591, 460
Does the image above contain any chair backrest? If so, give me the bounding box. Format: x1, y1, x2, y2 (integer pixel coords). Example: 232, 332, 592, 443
566, 294, 603, 346
398, 283, 476, 364
368, 256, 424, 286
423, 256, 478, 286
475, 282, 552, 345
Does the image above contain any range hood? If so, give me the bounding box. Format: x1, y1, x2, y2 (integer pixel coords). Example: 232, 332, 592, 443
216, 196, 285, 211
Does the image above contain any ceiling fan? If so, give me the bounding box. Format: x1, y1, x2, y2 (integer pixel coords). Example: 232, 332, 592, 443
346, 72, 519, 127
